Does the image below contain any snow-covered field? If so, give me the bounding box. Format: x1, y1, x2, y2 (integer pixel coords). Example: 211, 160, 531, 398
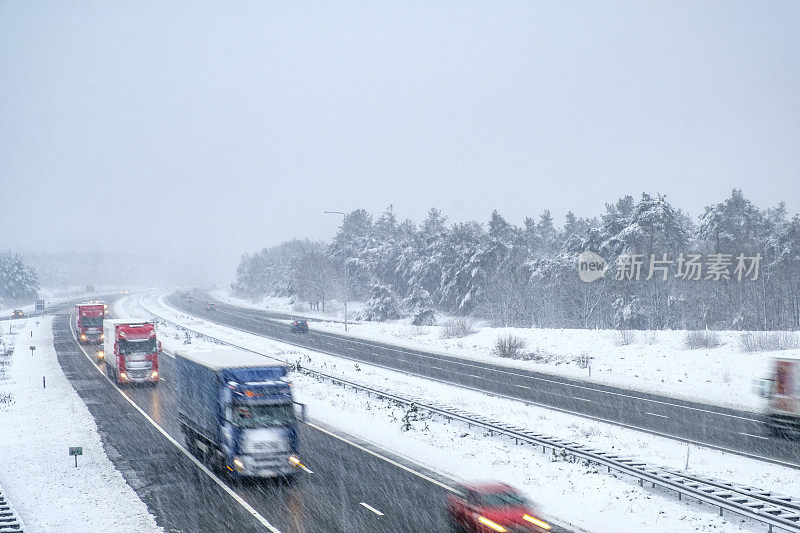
121, 292, 796, 533
210, 288, 784, 412
0, 316, 162, 532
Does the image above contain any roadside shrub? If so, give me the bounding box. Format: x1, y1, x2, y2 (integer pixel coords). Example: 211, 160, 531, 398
439, 318, 476, 339
291, 301, 306, 312
494, 334, 527, 358
740, 331, 800, 352
683, 329, 721, 349
616, 329, 636, 346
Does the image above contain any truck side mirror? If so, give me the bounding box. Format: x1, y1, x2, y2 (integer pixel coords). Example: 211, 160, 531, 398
293, 402, 307, 422
157, 341, 163, 353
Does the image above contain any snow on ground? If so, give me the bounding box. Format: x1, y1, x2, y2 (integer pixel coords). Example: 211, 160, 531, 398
0, 316, 162, 533
210, 287, 784, 412
120, 292, 797, 533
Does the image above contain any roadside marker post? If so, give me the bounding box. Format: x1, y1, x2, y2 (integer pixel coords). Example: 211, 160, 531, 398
29, 345, 35, 357
69, 447, 83, 467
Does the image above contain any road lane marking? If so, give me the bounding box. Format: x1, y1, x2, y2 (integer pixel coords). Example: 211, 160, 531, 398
69, 311, 283, 533
646, 412, 669, 419
429, 366, 443, 371
514, 384, 531, 389
469, 374, 482, 379
306, 421, 461, 493
359, 502, 384, 516
572, 396, 592, 402
739, 432, 769, 440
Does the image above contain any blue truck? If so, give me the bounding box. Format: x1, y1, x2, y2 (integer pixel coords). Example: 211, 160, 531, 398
175, 349, 305, 478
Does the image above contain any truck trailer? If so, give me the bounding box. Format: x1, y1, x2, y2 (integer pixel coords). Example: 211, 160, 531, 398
102, 319, 161, 384
175, 349, 304, 478
76, 303, 105, 344
758, 355, 800, 435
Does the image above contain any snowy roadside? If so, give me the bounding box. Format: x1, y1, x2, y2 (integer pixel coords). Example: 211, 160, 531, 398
209, 288, 780, 412
0, 316, 163, 532
123, 292, 796, 533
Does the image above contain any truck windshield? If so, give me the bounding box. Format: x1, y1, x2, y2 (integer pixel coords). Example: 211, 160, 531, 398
119, 338, 157, 355
81, 316, 103, 328
232, 403, 295, 428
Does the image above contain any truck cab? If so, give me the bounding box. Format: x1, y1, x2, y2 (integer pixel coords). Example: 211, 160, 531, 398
103, 319, 161, 385
757, 356, 800, 435
76, 303, 105, 344
176, 349, 305, 479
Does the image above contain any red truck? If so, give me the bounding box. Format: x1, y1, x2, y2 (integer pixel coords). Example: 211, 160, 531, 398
102, 319, 161, 385
76, 303, 106, 344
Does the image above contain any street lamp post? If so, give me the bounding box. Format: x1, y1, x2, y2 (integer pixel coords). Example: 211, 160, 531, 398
324, 210, 348, 332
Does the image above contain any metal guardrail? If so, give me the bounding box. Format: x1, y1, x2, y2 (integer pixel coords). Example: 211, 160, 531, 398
139, 296, 800, 533
0, 483, 24, 532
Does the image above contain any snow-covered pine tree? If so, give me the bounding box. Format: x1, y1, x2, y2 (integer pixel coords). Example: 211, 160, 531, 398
403, 285, 436, 326
362, 282, 402, 321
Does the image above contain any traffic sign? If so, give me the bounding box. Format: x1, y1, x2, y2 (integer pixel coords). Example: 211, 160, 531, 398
69, 446, 83, 467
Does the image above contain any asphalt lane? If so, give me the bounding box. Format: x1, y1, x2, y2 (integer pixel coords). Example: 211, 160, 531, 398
179, 293, 800, 468
58, 310, 570, 533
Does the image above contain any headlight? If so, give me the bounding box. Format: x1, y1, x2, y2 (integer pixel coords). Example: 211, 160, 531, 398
151, 371, 158, 379
97, 351, 104, 359
100, 334, 105, 340
477, 516, 507, 532
119, 372, 128, 381
523, 514, 551, 530
233, 457, 245, 472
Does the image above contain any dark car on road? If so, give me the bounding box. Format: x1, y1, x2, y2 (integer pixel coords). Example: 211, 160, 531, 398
446, 482, 551, 532
205, 303, 216, 311
290, 319, 309, 333
11, 309, 24, 318
186, 296, 195, 303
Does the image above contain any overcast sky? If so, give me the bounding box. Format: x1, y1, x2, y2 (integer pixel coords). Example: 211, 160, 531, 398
1, 2, 798, 282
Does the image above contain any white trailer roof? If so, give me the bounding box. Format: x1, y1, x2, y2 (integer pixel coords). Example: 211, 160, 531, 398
175, 349, 285, 370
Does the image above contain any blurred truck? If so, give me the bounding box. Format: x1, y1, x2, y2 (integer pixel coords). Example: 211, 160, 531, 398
76, 303, 105, 344
175, 349, 304, 478
102, 319, 161, 384
756, 355, 800, 435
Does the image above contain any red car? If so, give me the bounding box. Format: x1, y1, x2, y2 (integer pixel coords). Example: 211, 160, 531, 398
446, 483, 551, 532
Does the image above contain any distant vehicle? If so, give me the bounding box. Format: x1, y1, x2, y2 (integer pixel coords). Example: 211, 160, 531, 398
175, 349, 305, 479
103, 319, 161, 385
186, 296, 195, 303
756, 355, 800, 436
11, 309, 24, 318
290, 319, 309, 333
205, 303, 216, 311
446, 483, 551, 532
76, 303, 105, 344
